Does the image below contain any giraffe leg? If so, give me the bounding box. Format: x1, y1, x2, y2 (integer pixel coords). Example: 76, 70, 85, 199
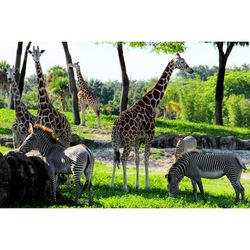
110, 159, 117, 190
121, 146, 131, 192
80, 103, 87, 126
135, 142, 140, 190
144, 134, 153, 190
96, 109, 102, 129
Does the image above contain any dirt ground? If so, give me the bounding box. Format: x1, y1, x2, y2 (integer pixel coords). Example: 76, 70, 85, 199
92, 145, 250, 179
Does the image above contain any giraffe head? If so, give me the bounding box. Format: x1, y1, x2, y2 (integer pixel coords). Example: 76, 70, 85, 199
5, 66, 18, 81
68, 62, 80, 70
28, 46, 45, 62
173, 53, 193, 74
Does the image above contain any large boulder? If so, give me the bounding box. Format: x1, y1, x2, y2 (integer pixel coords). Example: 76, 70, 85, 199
0, 151, 51, 207
0, 153, 11, 206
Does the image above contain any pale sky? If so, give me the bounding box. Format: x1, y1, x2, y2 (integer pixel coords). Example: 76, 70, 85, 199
1, 42, 250, 82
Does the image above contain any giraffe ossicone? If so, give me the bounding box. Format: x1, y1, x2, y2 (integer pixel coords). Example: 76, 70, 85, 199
111, 53, 193, 191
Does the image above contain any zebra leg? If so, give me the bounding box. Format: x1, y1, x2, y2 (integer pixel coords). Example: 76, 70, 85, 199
135, 142, 140, 190
240, 184, 245, 203
196, 179, 207, 202
191, 179, 198, 202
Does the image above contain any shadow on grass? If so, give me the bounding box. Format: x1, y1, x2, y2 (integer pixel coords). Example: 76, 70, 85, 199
0, 127, 12, 135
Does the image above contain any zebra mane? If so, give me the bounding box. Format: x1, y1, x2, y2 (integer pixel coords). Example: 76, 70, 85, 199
175, 150, 198, 162
31, 123, 60, 143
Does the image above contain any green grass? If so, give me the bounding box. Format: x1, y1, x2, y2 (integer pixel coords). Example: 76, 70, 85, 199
1, 108, 250, 140
6, 161, 249, 208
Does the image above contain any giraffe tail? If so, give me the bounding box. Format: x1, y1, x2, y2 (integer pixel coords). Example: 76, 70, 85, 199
114, 150, 121, 169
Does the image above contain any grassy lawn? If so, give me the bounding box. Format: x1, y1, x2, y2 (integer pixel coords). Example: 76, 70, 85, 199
7, 161, 247, 208
1, 108, 250, 140
1, 108, 250, 208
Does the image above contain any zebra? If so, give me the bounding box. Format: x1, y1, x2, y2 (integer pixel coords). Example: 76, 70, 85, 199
174, 135, 197, 160
19, 123, 94, 206
165, 151, 246, 204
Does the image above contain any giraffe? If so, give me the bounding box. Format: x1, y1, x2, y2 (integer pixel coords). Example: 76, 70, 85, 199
111, 53, 193, 191
68, 62, 102, 129
5, 66, 36, 148
28, 46, 72, 147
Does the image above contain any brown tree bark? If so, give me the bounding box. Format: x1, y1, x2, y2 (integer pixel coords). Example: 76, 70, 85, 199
117, 42, 130, 113
215, 42, 235, 125
18, 42, 32, 97
62, 42, 80, 125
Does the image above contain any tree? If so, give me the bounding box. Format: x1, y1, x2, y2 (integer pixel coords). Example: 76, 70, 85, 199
47, 65, 70, 111
18, 42, 32, 97
213, 42, 249, 125
62, 42, 80, 125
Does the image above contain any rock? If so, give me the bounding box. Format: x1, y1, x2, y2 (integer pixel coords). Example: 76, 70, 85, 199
0, 153, 11, 206
2, 151, 51, 207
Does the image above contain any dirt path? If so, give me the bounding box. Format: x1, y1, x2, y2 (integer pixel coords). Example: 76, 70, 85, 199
92, 145, 250, 179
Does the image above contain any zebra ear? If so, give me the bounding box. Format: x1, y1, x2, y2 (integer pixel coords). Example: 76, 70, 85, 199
28, 123, 34, 134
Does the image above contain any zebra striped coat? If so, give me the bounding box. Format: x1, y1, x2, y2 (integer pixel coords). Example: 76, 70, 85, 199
166, 151, 246, 204
174, 135, 197, 160
19, 124, 94, 206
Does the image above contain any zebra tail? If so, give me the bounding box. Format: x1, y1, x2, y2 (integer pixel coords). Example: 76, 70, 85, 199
236, 157, 247, 171
114, 150, 120, 169
82, 147, 95, 192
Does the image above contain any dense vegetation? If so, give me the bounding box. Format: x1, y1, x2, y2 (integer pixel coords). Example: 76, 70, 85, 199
1, 64, 250, 128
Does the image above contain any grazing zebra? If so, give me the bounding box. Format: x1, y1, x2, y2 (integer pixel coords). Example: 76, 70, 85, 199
174, 135, 197, 160
19, 124, 94, 206
165, 151, 246, 204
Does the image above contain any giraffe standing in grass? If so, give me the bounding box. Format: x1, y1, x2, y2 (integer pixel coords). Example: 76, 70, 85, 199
68, 62, 102, 129
5, 66, 36, 148
111, 54, 193, 191
28, 46, 72, 147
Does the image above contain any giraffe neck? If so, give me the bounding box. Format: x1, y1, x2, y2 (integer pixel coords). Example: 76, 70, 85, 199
35, 61, 51, 105
139, 59, 175, 113
75, 68, 88, 90
9, 79, 22, 112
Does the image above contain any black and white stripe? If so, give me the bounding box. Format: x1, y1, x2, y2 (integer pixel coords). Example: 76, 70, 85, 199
19, 126, 94, 206
166, 151, 246, 204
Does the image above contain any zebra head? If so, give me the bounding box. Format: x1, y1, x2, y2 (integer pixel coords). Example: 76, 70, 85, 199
165, 173, 180, 197
173, 53, 194, 74
19, 123, 39, 154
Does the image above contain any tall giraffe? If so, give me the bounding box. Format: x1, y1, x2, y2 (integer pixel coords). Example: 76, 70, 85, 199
68, 62, 102, 129
5, 66, 36, 148
28, 46, 72, 147
111, 53, 193, 191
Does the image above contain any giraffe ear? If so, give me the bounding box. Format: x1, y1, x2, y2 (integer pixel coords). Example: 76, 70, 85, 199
41, 50, 45, 54
176, 53, 181, 58
28, 123, 34, 134
28, 50, 32, 54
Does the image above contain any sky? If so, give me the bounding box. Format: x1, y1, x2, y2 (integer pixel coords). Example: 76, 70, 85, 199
1, 41, 250, 82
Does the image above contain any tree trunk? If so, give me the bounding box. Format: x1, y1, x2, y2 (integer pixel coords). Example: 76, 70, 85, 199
117, 42, 130, 113
18, 42, 32, 97
62, 42, 80, 125
215, 56, 226, 125
215, 42, 235, 125
9, 42, 23, 109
